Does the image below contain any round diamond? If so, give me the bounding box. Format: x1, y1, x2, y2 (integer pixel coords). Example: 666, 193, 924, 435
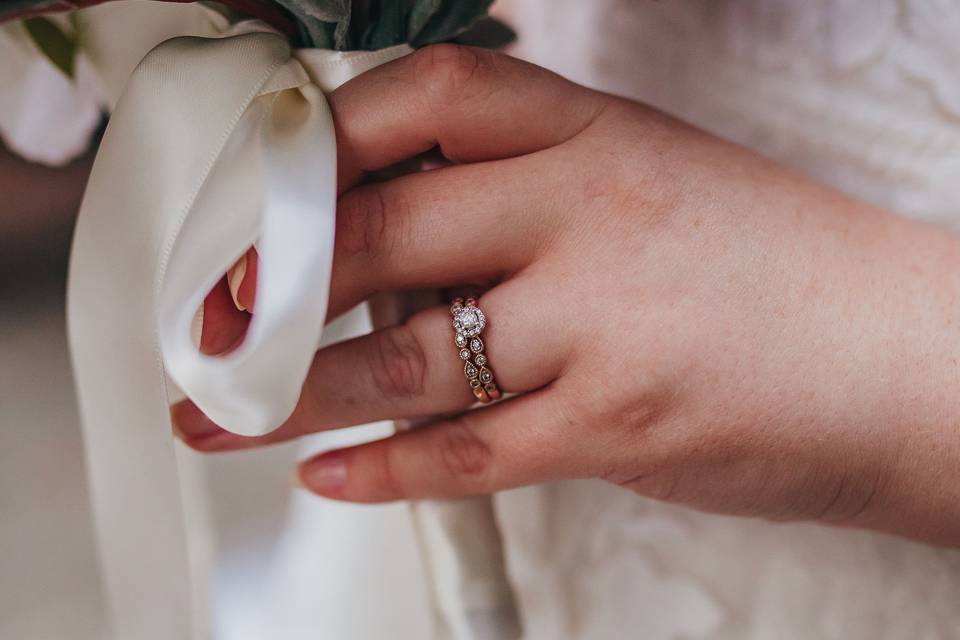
453, 307, 486, 338
474, 354, 487, 366
459, 349, 471, 360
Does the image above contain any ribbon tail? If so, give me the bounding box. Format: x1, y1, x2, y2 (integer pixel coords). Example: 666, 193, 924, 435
412, 498, 522, 640
67, 31, 313, 639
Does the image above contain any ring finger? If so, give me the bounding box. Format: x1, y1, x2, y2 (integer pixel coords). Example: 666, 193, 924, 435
174, 275, 572, 451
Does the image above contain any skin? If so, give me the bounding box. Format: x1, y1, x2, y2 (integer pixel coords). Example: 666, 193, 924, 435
172, 44, 960, 547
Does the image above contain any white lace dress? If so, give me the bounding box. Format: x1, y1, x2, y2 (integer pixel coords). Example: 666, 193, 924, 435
489, 1, 960, 638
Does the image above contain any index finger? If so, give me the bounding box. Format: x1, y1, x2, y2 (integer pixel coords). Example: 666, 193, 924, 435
331, 43, 607, 188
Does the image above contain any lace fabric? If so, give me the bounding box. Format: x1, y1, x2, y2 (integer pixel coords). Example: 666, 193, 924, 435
509, 0, 960, 226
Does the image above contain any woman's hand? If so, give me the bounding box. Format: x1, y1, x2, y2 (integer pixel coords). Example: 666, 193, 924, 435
173, 44, 960, 546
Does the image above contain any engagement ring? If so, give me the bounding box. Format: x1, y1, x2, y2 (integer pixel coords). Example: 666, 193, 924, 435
450, 297, 501, 403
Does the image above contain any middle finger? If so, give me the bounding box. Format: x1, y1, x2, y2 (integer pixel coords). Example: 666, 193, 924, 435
327, 153, 562, 319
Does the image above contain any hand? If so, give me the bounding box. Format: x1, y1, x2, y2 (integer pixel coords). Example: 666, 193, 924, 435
174, 44, 960, 547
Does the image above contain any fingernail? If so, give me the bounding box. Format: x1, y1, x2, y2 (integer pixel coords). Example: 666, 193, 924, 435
226, 253, 248, 311
171, 401, 226, 441
301, 452, 348, 493
290, 468, 305, 489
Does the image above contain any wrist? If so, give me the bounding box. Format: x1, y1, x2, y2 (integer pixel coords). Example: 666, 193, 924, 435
834, 212, 960, 546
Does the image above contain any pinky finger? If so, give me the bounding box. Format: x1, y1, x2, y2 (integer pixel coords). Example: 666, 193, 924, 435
296, 388, 589, 502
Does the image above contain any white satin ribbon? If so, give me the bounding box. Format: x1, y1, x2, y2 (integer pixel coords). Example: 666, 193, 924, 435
68, 27, 519, 640
68, 30, 409, 638
159, 37, 416, 438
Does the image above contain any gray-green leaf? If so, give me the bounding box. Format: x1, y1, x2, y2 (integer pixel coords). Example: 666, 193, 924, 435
411, 0, 494, 47
273, 0, 351, 49
406, 0, 441, 42
362, 0, 407, 50
452, 16, 516, 50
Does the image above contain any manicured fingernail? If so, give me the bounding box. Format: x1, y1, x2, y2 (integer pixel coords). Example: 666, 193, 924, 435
171, 401, 226, 441
290, 468, 305, 489
226, 254, 247, 311
238, 250, 258, 312
301, 452, 348, 492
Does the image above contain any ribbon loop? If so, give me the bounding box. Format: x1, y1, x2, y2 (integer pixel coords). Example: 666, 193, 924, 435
157, 41, 335, 438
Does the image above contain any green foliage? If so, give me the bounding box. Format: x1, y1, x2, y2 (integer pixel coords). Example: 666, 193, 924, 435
283, 0, 510, 50
6, 0, 513, 53
409, 0, 492, 47
23, 15, 77, 77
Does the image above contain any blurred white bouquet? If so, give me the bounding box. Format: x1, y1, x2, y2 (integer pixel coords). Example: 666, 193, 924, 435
0, 0, 512, 165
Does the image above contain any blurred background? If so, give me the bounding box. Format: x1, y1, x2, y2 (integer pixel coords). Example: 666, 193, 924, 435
0, 145, 105, 636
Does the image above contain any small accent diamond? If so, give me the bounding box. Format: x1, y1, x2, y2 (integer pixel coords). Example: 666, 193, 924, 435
474, 354, 487, 366
459, 348, 471, 360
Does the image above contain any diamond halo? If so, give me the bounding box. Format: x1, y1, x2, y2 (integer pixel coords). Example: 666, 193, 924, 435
452, 306, 486, 338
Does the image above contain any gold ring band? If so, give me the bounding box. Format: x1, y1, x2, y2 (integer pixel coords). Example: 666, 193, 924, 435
450, 297, 502, 403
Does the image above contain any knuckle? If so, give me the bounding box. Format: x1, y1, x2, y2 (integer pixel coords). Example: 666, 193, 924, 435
337, 186, 387, 258
567, 105, 683, 232
338, 185, 413, 262
367, 325, 428, 399
568, 376, 673, 440
612, 470, 682, 504
813, 466, 886, 525
412, 43, 484, 110
561, 375, 677, 486
378, 443, 406, 498
437, 416, 493, 490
